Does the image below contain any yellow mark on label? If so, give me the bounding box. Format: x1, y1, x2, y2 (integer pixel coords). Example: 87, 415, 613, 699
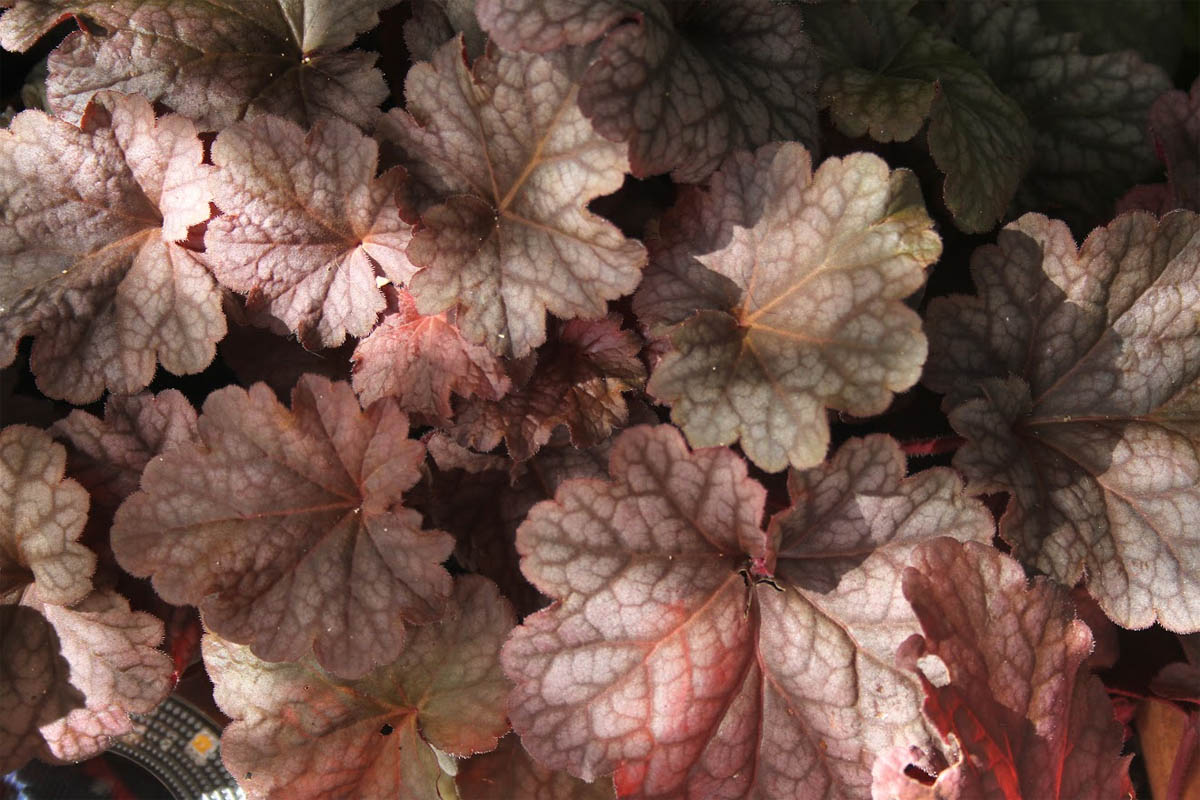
190, 732, 215, 756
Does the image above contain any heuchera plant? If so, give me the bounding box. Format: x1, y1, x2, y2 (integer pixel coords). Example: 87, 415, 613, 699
1, 1, 1198, 798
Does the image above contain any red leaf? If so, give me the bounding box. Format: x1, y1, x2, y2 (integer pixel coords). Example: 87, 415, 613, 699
504, 428, 992, 797
111, 375, 454, 680
873, 539, 1130, 799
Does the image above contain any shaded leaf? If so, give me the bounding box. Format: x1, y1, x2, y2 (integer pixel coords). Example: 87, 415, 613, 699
873, 539, 1129, 799
645, 143, 939, 472
422, 432, 610, 616
450, 316, 646, 460
205, 575, 514, 800
955, 0, 1172, 228
457, 732, 615, 800
0, 591, 172, 771
503, 427, 992, 797
51, 390, 198, 512
1, 425, 93, 607
33, 589, 174, 765
352, 286, 511, 418
480, 0, 820, 182
203, 114, 414, 349
381, 37, 646, 357
405, 0, 487, 62
924, 210, 1200, 631
1148, 78, 1200, 212
807, 1, 1031, 233
0, 92, 223, 403
111, 375, 454, 679
0, 0, 399, 129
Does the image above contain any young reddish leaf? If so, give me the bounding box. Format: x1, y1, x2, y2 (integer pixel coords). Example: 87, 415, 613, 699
873, 539, 1130, 799
202, 115, 414, 349
0, 0, 398, 129
924, 210, 1200, 631
1, 426, 93, 607
457, 732, 616, 800
807, 3, 1032, 233
450, 316, 646, 460
479, 0, 820, 182
955, 0, 1172, 228
51, 390, 198, 512
351, 287, 511, 418
1148, 78, 1200, 212
0, 92, 223, 403
380, 37, 647, 357
111, 375, 454, 679
646, 143, 940, 472
503, 427, 992, 797
1, 590, 173, 771
205, 575, 514, 800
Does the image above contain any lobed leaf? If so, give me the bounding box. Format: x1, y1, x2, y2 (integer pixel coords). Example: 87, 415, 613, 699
480, 0, 820, 182
0, 0, 398, 129
0, 92, 223, 403
205, 575, 514, 800
111, 375, 454, 679
873, 539, 1130, 799
503, 427, 993, 797
51, 390, 198, 512
351, 287, 511, 419
645, 143, 940, 472
1, 425, 93, 607
202, 114, 415, 349
381, 36, 646, 357
925, 210, 1200, 631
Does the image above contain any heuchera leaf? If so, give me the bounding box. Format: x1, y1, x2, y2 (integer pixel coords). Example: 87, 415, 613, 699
0, 0, 399, 129
479, 0, 820, 182
111, 375, 455, 679
381, 36, 646, 357
1147, 78, 1200, 213
0, 426, 171, 771
404, 0, 487, 63
0, 92, 223, 403
644, 143, 940, 472
450, 316, 646, 460
503, 426, 993, 797
954, 0, 1172, 228
50, 389, 198, 512
204, 575, 514, 800
351, 286, 511, 419
1, 425, 93, 607
457, 732, 616, 800
806, 0, 1032, 233
872, 539, 1130, 800
924, 210, 1200, 631
202, 114, 415, 349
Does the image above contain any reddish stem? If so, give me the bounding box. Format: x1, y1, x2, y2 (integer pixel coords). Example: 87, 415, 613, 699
899, 435, 965, 457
